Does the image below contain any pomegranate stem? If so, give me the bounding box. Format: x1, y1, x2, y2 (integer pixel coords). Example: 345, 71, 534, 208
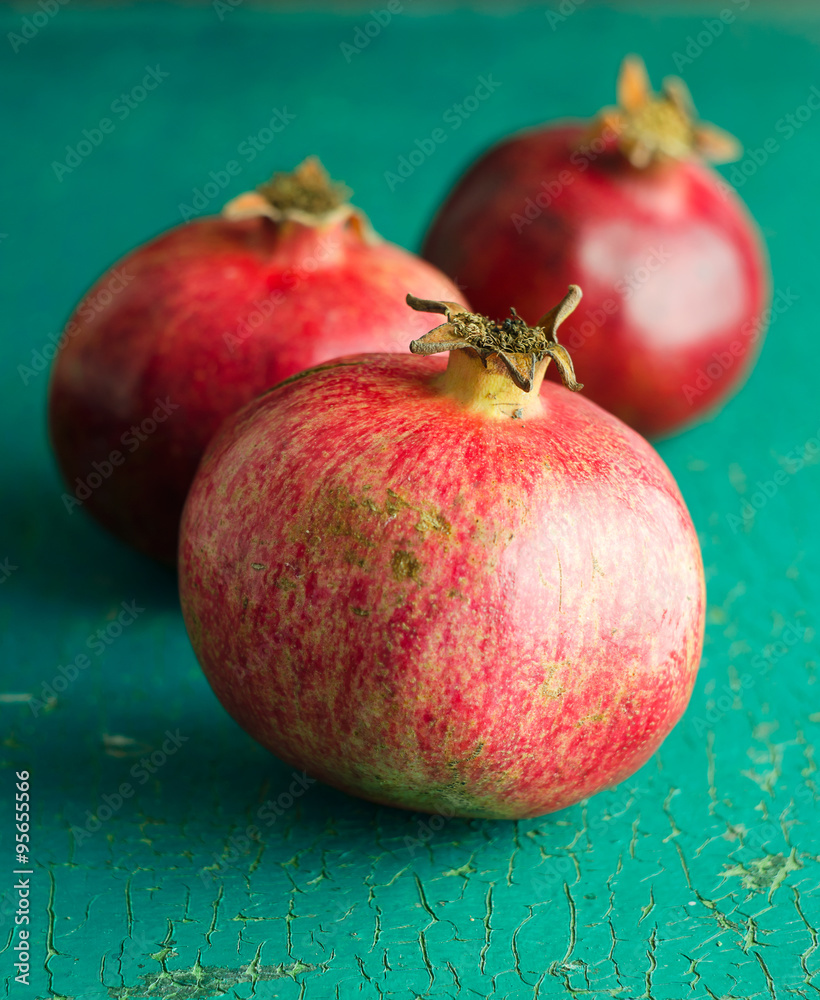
406, 288, 583, 421
407, 287, 583, 394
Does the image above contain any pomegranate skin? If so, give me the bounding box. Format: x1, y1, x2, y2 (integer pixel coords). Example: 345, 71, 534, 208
48, 214, 465, 564
179, 353, 705, 819
422, 123, 769, 437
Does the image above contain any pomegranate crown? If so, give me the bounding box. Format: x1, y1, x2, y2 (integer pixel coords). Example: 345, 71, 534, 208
593, 55, 740, 169
257, 156, 352, 215
406, 286, 583, 393
222, 157, 364, 228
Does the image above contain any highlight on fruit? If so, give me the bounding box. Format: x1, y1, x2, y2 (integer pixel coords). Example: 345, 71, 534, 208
422, 53, 770, 438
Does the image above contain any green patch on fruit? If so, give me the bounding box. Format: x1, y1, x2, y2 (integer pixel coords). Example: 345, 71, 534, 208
317, 486, 377, 548
422, 781, 511, 819
575, 708, 607, 726
391, 549, 421, 581
416, 508, 451, 535
457, 740, 485, 763
540, 660, 570, 700
326, 486, 362, 513
311, 486, 451, 563
385, 488, 411, 516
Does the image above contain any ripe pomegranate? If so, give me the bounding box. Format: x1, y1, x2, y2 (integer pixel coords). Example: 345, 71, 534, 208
49, 158, 466, 565
179, 288, 705, 819
422, 55, 770, 437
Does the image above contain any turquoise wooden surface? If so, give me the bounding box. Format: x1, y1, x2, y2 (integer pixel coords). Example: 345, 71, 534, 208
1, 4, 819, 997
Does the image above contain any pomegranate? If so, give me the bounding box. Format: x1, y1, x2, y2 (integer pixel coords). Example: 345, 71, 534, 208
422, 55, 770, 437
178, 288, 705, 819
48, 158, 466, 565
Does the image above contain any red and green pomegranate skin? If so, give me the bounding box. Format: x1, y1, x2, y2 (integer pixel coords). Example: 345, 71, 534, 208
179, 338, 705, 818
48, 165, 465, 565
422, 66, 769, 438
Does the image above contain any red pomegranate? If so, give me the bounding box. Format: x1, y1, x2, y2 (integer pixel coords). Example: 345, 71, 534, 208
49, 158, 466, 564
422, 56, 770, 437
178, 288, 705, 819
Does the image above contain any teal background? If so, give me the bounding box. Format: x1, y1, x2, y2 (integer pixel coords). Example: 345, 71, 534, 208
1, 4, 819, 997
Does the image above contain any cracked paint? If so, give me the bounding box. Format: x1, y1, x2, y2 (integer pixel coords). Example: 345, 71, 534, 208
3, 10, 820, 1000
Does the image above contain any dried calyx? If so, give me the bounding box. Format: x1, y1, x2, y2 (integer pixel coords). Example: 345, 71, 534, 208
258, 157, 351, 215
591, 54, 740, 169
407, 285, 583, 393
223, 157, 364, 229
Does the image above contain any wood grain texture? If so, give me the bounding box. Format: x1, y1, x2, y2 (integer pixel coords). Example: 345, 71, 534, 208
0, 6, 818, 997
